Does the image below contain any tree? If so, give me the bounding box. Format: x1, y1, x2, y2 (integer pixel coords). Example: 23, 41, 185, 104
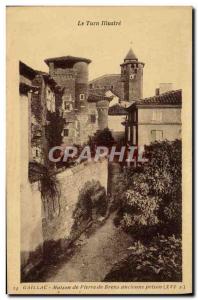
115, 140, 182, 235
45, 111, 65, 149
88, 128, 115, 152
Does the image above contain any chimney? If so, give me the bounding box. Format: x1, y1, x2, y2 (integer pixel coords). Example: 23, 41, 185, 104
155, 88, 160, 96
159, 83, 173, 94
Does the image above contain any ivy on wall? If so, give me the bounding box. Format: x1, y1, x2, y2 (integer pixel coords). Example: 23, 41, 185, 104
45, 111, 65, 149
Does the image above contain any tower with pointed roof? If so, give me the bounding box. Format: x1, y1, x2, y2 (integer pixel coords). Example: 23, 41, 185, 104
120, 48, 144, 102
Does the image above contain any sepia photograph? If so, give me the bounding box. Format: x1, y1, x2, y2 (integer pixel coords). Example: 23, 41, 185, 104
6, 6, 192, 295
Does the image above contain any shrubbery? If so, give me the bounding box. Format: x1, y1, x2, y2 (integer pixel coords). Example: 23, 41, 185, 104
120, 190, 159, 230
107, 139, 182, 282
72, 180, 108, 232
104, 235, 182, 282
88, 128, 115, 151
115, 139, 182, 236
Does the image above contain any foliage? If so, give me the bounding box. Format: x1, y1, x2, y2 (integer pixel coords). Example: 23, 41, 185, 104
104, 235, 182, 282
120, 190, 159, 230
115, 140, 182, 235
109, 172, 129, 212
31, 92, 42, 123
88, 128, 115, 151
72, 180, 108, 227
45, 111, 65, 149
39, 169, 61, 218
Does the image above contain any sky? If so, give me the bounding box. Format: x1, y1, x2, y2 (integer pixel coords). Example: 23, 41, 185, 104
7, 6, 192, 98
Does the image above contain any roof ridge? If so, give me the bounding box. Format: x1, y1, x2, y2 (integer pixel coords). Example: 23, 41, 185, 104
139, 89, 182, 101
127, 89, 182, 109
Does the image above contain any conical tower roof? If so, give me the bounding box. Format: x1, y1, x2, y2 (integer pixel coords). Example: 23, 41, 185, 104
124, 48, 137, 61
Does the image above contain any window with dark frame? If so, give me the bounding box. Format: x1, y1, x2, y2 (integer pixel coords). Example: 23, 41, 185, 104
79, 94, 85, 101
63, 128, 69, 137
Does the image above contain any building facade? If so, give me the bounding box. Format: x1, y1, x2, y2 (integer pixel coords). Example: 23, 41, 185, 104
44, 55, 112, 145
89, 47, 144, 103
126, 89, 182, 146
89, 48, 144, 141
120, 48, 144, 103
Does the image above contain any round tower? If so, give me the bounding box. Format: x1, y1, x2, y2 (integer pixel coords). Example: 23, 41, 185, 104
96, 99, 110, 130
120, 48, 144, 103
73, 61, 89, 111
44, 55, 91, 111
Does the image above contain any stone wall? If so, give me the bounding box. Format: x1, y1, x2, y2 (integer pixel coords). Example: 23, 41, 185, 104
21, 159, 108, 274
20, 89, 44, 274
62, 103, 98, 145
21, 181, 43, 272
42, 158, 108, 243
89, 74, 124, 100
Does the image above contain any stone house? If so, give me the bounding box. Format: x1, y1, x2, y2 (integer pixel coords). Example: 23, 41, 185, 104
44, 55, 112, 146
31, 72, 61, 165
19, 62, 43, 271
126, 89, 182, 146
89, 48, 145, 142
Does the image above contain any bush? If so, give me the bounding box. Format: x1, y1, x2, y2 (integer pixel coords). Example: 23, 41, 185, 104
119, 190, 159, 231
72, 180, 108, 229
88, 128, 115, 152
45, 111, 65, 149
104, 235, 182, 282
115, 140, 182, 235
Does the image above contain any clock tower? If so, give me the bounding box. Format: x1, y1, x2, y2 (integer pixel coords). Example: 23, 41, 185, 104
120, 48, 145, 103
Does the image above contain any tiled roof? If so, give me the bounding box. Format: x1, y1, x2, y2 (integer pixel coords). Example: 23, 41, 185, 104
108, 104, 127, 115
128, 90, 182, 110
124, 48, 137, 61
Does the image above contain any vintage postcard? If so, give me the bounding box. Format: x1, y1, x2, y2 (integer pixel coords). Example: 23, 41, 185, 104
7, 6, 192, 295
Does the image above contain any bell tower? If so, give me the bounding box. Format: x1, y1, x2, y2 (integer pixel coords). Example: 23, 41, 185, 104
120, 48, 144, 103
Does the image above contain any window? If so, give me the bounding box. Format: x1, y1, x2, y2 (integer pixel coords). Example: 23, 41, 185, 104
134, 69, 137, 74
63, 101, 71, 111
130, 74, 135, 80
63, 128, 69, 137
152, 110, 162, 122
79, 94, 85, 101
64, 102, 68, 110
90, 114, 96, 123
111, 85, 114, 90
35, 149, 39, 157
151, 130, 163, 142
